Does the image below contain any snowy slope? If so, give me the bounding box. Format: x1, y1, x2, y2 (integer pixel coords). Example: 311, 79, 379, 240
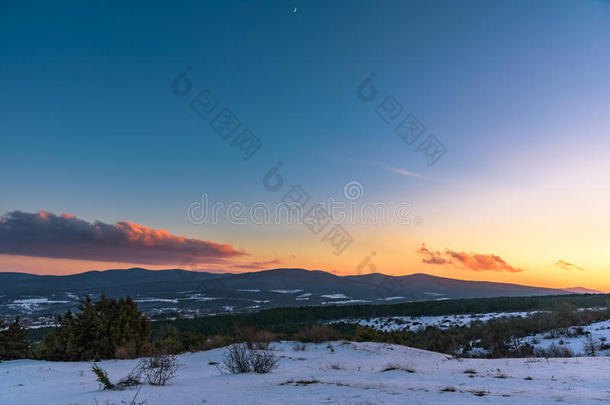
329, 311, 544, 332
525, 319, 610, 356
2, 342, 610, 405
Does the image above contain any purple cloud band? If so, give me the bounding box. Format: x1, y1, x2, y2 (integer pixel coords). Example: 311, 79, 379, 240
0, 210, 246, 265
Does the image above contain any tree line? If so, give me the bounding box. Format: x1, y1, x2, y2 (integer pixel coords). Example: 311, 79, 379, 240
3, 293, 610, 361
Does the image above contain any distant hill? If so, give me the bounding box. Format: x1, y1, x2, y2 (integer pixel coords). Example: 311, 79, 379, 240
562, 287, 605, 295
0, 268, 599, 319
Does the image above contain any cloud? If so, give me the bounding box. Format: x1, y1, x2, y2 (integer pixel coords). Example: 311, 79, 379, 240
0, 210, 246, 265
416, 244, 450, 264
230, 259, 282, 270
554, 260, 586, 271
416, 243, 523, 273
376, 163, 423, 178
326, 154, 422, 179
444, 250, 523, 273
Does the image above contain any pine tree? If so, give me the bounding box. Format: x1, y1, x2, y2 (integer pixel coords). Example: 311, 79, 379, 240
0, 318, 30, 360
36, 296, 150, 361
583, 334, 598, 357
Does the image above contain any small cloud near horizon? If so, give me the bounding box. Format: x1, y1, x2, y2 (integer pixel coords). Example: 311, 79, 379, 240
554, 260, 586, 271
0, 210, 246, 265
416, 244, 450, 264
416, 243, 523, 273
230, 258, 282, 270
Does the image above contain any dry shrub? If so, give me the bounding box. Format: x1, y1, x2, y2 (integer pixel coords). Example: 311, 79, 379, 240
204, 334, 228, 351
250, 348, 278, 373
91, 363, 142, 391
115, 372, 141, 390
240, 327, 276, 350
222, 343, 252, 374
115, 343, 137, 360
294, 325, 340, 343
221, 342, 278, 374
136, 351, 179, 386
252, 330, 276, 349
292, 343, 307, 351
381, 362, 415, 373
534, 343, 574, 358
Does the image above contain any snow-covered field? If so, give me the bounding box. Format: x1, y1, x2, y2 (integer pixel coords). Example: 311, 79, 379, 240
3, 341, 610, 405
524, 319, 610, 356
329, 311, 543, 332
329, 312, 610, 357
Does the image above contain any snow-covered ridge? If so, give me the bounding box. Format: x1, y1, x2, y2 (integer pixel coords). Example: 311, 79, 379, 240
2, 341, 609, 405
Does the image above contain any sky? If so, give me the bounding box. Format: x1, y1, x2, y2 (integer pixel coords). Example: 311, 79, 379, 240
1, 0, 610, 291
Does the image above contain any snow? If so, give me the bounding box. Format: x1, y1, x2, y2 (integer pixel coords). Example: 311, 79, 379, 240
181, 293, 219, 302
322, 299, 370, 305
269, 289, 303, 294
380, 296, 405, 301
7, 298, 70, 311
320, 294, 348, 299
11, 298, 69, 304
330, 312, 544, 332
525, 319, 610, 356
2, 341, 609, 405
133, 298, 179, 304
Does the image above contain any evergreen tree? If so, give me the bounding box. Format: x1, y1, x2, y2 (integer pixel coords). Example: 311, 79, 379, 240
583, 334, 598, 357
0, 318, 30, 360
36, 295, 150, 361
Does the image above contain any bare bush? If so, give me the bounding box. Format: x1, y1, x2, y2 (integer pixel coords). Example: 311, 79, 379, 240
136, 352, 178, 386
292, 343, 307, 351
115, 372, 142, 390
222, 343, 253, 373
328, 362, 344, 370
250, 349, 278, 373
381, 362, 415, 373
534, 343, 574, 358
221, 342, 278, 374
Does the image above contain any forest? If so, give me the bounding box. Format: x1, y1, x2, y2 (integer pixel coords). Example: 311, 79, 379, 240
4, 293, 608, 361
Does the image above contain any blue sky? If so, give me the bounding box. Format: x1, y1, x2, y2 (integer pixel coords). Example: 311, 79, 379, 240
1, 1, 610, 289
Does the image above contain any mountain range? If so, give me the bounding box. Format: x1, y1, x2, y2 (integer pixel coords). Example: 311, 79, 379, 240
0, 268, 603, 321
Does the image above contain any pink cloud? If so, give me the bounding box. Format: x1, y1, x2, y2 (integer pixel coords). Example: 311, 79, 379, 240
416, 243, 523, 273
554, 260, 586, 271
444, 250, 523, 273
416, 244, 451, 265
